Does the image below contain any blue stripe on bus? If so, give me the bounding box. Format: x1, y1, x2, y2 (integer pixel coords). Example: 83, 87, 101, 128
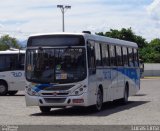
103, 67, 140, 81
116, 68, 139, 80
114, 68, 140, 86
32, 84, 57, 92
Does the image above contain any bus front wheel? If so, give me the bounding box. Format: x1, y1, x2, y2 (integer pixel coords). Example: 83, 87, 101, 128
95, 87, 103, 111
39, 106, 51, 113
0, 82, 8, 96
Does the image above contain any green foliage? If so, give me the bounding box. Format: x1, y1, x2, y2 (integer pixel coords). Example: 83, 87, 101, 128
140, 38, 160, 63
96, 28, 160, 63
150, 38, 160, 53
0, 35, 20, 51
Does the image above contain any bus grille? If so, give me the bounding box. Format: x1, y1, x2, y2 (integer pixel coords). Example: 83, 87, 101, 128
44, 98, 66, 103
43, 85, 74, 91
41, 92, 69, 96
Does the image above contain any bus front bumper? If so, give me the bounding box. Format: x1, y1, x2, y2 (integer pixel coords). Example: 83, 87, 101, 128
25, 93, 89, 107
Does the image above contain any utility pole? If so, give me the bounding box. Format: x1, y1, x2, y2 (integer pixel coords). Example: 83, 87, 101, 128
57, 5, 71, 32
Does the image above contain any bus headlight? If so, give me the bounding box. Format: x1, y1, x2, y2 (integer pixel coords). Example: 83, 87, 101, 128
71, 85, 87, 96
26, 87, 39, 96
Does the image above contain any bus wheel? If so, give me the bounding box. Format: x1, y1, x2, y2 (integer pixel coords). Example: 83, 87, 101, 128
120, 84, 129, 104
95, 88, 103, 111
0, 82, 8, 96
39, 106, 51, 113
8, 91, 18, 96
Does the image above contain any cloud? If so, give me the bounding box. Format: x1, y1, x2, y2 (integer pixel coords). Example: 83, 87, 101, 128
147, 0, 160, 21
0, 24, 5, 29
0, 0, 159, 41
0, 20, 28, 25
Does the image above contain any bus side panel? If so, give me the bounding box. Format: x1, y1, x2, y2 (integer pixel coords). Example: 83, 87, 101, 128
135, 68, 140, 92
117, 67, 125, 99
87, 68, 112, 105
87, 68, 140, 104
96, 68, 112, 102
2, 71, 26, 91
111, 67, 140, 100
125, 68, 140, 96
101, 68, 112, 102
87, 73, 97, 106
111, 68, 119, 100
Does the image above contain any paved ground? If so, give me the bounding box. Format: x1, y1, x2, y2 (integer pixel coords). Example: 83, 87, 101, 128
0, 79, 160, 125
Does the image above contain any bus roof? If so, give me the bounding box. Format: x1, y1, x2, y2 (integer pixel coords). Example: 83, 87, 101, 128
29, 32, 138, 48
0, 50, 25, 55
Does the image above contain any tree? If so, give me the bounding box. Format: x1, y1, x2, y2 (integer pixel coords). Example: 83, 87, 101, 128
149, 38, 160, 53
139, 46, 154, 63
0, 35, 20, 51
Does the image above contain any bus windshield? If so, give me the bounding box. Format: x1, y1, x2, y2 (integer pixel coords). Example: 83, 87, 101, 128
26, 48, 87, 84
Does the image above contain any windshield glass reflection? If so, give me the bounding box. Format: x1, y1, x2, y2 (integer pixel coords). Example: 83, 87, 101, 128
26, 48, 87, 84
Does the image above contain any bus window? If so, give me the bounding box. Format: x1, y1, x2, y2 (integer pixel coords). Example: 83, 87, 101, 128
0, 55, 7, 71
4, 54, 24, 70
133, 49, 139, 67
95, 42, 102, 66
0, 54, 20, 71
18, 54, 25, 70
11, 55, 18, 70
87, 41, 96, 74
116, 46, 123, 66
101, 44, 110, 66
122, 47, 129, 66
128, 48, 134, 67
109, 45, 116, 66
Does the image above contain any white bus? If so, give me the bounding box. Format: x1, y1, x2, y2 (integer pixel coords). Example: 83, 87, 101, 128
25, 32, 140, 113
0, 49, 26, 95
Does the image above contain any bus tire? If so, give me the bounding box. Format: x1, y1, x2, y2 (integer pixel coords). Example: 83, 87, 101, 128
0, 82, 8, 96
8, 91, 18, 96
39, 106, 51, 113
120, 84, 129, 104
95, 87, 103, 111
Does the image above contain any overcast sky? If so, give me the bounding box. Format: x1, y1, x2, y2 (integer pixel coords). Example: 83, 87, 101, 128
0, 0, 160, 41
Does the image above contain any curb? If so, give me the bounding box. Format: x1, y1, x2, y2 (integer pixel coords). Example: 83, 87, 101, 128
141, 77, 160, 80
